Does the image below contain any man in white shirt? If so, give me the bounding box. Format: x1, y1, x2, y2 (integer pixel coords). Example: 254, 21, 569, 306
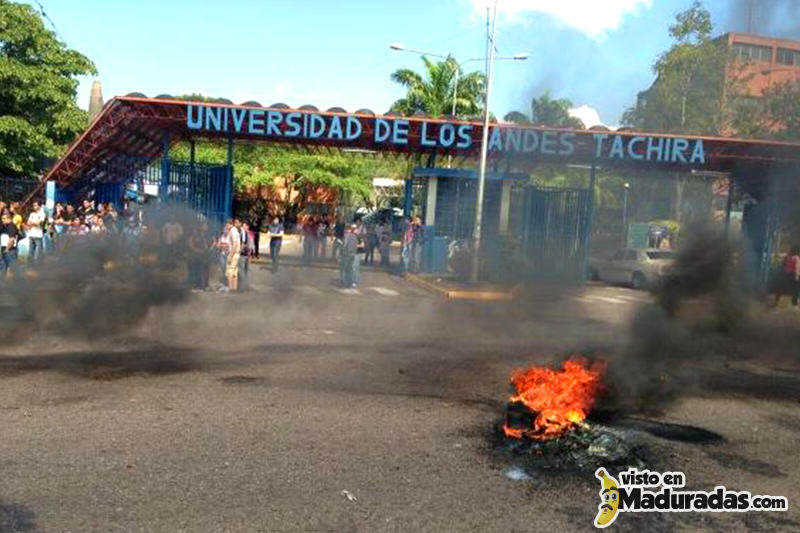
226, 220, 241, 292
26, 201, 45, 263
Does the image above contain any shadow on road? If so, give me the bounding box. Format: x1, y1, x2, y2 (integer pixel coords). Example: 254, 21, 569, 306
0, 501, 36, 533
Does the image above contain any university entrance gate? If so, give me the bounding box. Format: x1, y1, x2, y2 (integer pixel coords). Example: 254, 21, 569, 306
36, 95, 800, 283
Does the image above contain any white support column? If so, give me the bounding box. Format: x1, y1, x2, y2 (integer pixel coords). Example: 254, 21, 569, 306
425, 177, 438, 226
499, 179, 512, 234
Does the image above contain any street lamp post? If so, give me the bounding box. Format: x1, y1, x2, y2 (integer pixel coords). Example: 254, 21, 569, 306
389, 44, 527, 119
390, 26, 527, 282
470, 4, 498, 283
622, 182, 630, 247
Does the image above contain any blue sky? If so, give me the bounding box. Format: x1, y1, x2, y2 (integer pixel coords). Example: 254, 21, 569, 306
23, 0, 800, 126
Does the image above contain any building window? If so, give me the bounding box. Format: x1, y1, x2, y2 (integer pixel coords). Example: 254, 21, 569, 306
777, 48, 800, 66
730, 43, 772, 62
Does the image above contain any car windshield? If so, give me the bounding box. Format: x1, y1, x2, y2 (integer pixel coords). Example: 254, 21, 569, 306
646, 251, 677, 260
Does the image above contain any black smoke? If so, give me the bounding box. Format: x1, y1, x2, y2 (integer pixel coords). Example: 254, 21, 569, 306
723, 0, 800, 40
0, 205, 205, 343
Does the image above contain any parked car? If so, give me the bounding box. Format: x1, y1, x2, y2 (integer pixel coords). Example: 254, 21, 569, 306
589, 248, 677, 289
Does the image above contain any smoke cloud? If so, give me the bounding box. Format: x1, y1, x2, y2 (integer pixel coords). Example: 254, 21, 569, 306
0, 205, 203, 344
606, 174, 800, 414
723, 0, 800, 40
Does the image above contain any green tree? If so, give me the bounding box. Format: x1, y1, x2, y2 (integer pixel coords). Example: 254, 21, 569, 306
390, 56, 484, 117
763, 80, 800, 141
504, 92, 584, 128
0, 0, 96, 177
621, 1, 726, 134
502, 110, 530, 124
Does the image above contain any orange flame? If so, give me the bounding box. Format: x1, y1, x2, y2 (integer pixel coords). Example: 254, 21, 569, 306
503, 357, 605, 440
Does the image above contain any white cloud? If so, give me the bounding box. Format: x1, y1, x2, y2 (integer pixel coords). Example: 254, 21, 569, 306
470, 0, 652, 40
569, 104, 602, 128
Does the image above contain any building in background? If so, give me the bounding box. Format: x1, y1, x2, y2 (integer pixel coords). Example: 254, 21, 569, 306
722, 32, 800, 97
635, 32, 800, 136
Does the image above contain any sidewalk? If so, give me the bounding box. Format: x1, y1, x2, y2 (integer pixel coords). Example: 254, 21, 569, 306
255, 233, 400, 273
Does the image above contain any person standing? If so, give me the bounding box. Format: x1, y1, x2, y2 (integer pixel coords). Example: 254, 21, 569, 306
238, 221, 253, 291
1, 212, 21, 282
364, 221, 378, 266
378, 218, 392, 268
187, 226, 208, 290
401, 217, 414, 275
778, 246, 800, 309
332, 217, 345, 260
340, 223, 359, 288
410, 216, 425, 272
353, 224, 364, 286
225, 220, 241, 292
161, 214, 184, 267
318, 216, 329, 260
268, 217, 284, 273
251, 214, 263, 259
77, 198, 95, 218
302, 216, 317, 266
25, 201, 45, 263
216, 222, 231, 288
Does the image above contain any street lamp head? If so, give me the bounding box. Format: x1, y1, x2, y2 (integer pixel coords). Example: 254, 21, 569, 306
624, 182, 630, 189
389, 43, 404, 51
513, 53, 529, 60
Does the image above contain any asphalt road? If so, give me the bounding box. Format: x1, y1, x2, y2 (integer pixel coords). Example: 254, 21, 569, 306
1, 261, 799, 532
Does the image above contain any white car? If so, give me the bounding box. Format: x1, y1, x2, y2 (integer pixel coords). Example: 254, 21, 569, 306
589, 248, 677, 290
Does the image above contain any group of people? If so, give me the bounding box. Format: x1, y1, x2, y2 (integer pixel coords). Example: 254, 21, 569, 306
1, 194, 429, 295
213, 218, 257, 292
327, 215, 425, 288
0, 197, 129, 280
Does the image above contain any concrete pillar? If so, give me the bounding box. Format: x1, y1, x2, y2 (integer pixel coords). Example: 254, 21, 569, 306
499, 179, 512, 233
425, 177, 437, 226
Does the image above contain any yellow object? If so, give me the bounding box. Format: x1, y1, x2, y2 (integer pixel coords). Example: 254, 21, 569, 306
594, 468, 620, 528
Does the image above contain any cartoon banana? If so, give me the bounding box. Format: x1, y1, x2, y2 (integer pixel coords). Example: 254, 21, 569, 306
594, 468, 620, 528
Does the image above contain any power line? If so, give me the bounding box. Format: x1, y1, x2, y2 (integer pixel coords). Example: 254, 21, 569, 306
31, 0, 63, 41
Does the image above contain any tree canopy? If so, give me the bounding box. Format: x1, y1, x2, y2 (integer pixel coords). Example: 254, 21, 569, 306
503, 92, 584, 128
762, 80, 800, 140
621, 1, 726, 134
390, 56, 484, 118
0, 0, 96, 177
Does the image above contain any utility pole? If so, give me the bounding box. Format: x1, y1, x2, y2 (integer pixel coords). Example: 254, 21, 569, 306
469, 1, 497, 283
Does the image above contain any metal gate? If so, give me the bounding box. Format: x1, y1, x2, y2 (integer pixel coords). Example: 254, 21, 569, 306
518, 185, 592, 282
166, 162, 229, 223
85, 156, 230, 223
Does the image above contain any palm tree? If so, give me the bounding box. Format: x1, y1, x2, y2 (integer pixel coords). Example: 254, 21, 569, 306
390, 56, 485, 118
504, 92, 585, 128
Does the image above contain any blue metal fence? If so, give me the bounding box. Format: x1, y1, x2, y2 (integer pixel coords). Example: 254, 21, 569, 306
518, 185, 592, 282
166, 162, 229, 223
79, 155, 231, 223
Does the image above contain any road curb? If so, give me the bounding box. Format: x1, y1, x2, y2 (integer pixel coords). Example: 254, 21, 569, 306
405, 273, 519, 301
